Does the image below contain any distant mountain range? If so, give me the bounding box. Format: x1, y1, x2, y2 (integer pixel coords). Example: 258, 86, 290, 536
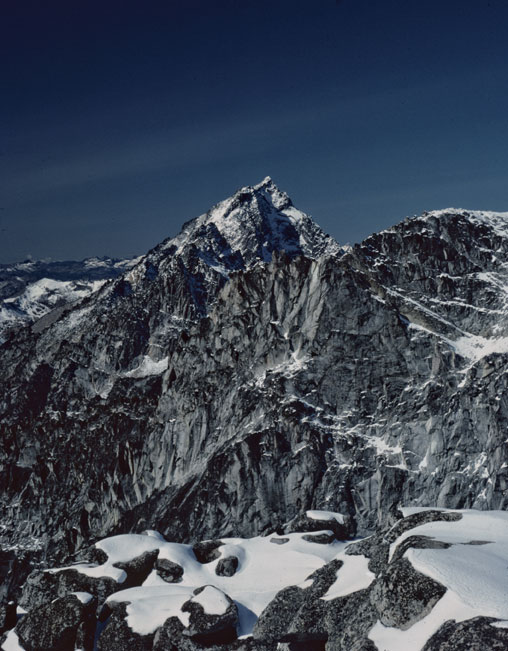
0, 257, 140, 341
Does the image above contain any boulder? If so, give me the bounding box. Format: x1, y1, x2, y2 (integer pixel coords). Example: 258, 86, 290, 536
97, 602, 154, 651
215, 556, 239, 577
20, 549, 158, 612
153, 615, 273, 651
324, 588, 378, 651
384, 510, 462, 544
192, 540, 224, 564
181, 585, 239, 645
283, 513, 352, 541
390, 535, 451, 563
422, 616, 508, 650
19, 567, 119, 611
301, 532, 335, 545
345, 532, 388, 575
113, 549, 159, 587
253, 586, 306, 643
254, 560, 344, 645
369, 557, 446, 629
155, 557, 184, 583
15, 592, 96, 651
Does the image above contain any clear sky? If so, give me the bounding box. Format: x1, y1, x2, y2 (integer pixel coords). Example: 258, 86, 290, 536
2, 0, 508, 262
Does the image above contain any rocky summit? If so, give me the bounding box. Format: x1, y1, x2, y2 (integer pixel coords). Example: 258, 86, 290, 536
1, 178, 508, 649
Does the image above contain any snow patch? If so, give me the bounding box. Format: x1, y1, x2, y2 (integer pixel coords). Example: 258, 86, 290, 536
97, 520, 347, 637
321, 549, 375, 600
124, 356, 169, 378
1, 629, 24, 651
190, 585, 230, 615
72, 591, 93, 604
117, 586, 193, 634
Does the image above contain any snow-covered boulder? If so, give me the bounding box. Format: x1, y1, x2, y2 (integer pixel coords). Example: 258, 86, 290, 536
252, 508, 508, 650
5, 508, 508, 651
19, 567, 119, 612
283, 510, 353, 541
181, 585, 238, 645
112, 549, 159, 588
97, 602, 153, 651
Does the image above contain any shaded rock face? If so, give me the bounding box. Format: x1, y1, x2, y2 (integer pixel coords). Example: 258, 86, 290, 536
1, 182, 508, 569
0, 601, 16, 635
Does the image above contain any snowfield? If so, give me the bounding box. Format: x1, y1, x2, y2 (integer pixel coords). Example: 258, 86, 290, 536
10, 508, 505, 651
101, 525, 350, 637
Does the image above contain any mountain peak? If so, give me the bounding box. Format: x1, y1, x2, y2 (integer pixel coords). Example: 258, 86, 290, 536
234, 176, 293, 212
163, 178, 341, 272
254, 175, 274, 189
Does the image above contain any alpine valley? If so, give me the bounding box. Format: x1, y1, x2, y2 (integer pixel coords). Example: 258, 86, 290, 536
1, 178, 508, 650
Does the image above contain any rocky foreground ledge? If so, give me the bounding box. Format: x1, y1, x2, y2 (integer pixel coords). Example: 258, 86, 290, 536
1, 508, 508, 651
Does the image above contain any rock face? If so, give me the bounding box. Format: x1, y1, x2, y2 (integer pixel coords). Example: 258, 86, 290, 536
1, 179, 508, 571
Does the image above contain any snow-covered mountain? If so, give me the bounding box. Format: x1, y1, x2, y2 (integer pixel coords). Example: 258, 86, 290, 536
1, 180, 508, 649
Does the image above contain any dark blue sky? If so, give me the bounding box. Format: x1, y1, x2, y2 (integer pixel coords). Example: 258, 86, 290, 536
2, 0, 508, 262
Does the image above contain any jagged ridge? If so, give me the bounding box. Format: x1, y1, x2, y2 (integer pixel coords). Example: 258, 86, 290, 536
0, 182, 507, 575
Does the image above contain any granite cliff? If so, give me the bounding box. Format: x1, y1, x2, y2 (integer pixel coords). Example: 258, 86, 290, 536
0, 179, 507, 647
